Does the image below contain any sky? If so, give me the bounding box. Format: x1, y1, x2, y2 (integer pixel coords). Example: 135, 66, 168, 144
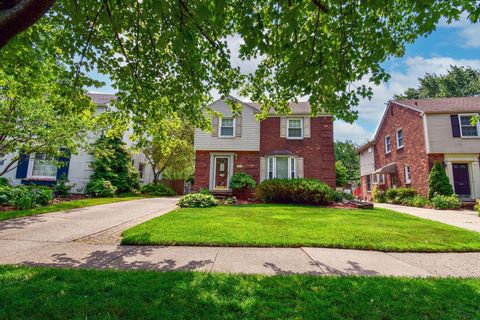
88, 16, 480, 144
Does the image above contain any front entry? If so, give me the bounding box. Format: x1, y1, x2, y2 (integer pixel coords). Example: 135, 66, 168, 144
213, 156, 230, 190
452, 163, 471, 198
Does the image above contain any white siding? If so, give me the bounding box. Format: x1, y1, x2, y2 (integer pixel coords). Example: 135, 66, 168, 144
359, 147, 374, 176
425, 114, 480, 153
194, 99, 260, 151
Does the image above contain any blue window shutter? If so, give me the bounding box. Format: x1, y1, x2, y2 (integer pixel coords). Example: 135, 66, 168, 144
15, 154, 30, 179
450, 115, 460, 137
56, 149, 71, 180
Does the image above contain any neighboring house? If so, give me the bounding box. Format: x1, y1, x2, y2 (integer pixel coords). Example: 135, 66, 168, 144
358, 96, 480, 202
193, 97, 336, 193
0, 93, 154, 192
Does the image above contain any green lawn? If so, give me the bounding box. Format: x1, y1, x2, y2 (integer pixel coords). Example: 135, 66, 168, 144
0, 196, 143, 221
0, 265, 479, 319
122, 204, 480, 252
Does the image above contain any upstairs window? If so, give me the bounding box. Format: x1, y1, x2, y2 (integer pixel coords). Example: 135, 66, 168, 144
138, 163, 145, 180
287, 119, 303, 139
219, 118, 235, 137
459, 114, 479, 137
396, 129, 404, 149
385, 135, 391, 154
31, 153, 56, 178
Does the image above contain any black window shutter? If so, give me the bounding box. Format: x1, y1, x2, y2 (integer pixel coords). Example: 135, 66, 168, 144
15, 154, 30, 179
56, 149, 71, 180
450, 115, 460, 137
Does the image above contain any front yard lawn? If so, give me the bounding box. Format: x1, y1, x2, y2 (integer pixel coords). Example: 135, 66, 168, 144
0, 196, 143, 221
122, 204, 480, 252
1, 265, 480, 319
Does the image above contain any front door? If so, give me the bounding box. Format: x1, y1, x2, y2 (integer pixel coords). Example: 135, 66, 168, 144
214, 157, 230, 190
452, 163, 471, 198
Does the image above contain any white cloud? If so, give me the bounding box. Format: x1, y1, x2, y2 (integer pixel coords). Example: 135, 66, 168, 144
334, 121, 373, 144
438, 13, 480, 48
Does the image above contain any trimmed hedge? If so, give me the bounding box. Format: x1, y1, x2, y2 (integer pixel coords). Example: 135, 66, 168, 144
140, 184, 176, 196
256, 178, 334, 205
431, 194, 461, 210
178, 193, 219, 208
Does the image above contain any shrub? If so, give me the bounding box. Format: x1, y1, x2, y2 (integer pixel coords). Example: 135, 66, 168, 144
428, 162, 454, 199
475, 199, 480, 216
401, 196, 429, 208
256, 178, 335, 205
85, 179, 117, 197
0, 185, 52, 209
396, 187, 417, 200
332, 191, 354, 202
178, 193, 219, 208
28, 186, 53, 206
140, 183, 176, 196
372, 188, 387, 203
54, 173, 74, 197
0, 177, 10, 187
0, 185, 14, 205
15, 195, 33, 210
229, 172, 256, 190
199, 187, 211, 195
385, 189, 398, 201
430, 193, 461, 210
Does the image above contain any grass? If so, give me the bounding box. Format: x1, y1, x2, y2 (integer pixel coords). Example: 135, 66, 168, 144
0, 265, 480, 319
122, 204, 480, 252
0, 196, 143, 221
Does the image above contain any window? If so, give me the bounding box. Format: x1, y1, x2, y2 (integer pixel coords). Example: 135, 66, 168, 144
396, 129, 403, 149
267, 156, 296, 179
287, 118, 303, 139
405, 165, 411, 184
219, 117, 235, 137
366, 175, 371, 192
385, 135, 391, 154
372, 173, 385, 185
31, 153, 57, 178
138, 163, 145, 180
459, 114, 479, 137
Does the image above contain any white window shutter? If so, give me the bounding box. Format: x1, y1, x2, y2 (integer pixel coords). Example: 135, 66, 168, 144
296, 157, 304, 178
260, 157, 266, 182
280, 117, 287, 138
235, 114, 242, 137
304, 117, 311, 138
211, 116, 219, 137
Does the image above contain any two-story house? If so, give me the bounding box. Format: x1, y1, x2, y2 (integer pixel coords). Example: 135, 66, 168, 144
359, 96, 480, 202
0, 93, 155, 192
194, 97, 336, 193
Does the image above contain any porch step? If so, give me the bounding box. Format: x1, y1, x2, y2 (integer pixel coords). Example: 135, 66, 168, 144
461, 199, 476, 209
210, 190, 233, 200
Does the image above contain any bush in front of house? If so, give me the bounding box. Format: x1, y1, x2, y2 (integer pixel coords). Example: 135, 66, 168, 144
372, 188, 387, 203
54, 173, 75, 197
178, 193, 219, 208
0, 177, 10, 187
400, 196, 429, 208
229, 172, 256, 190
0, 185, 53, 210
430, 193, 461, 210
332, 191, 355, 202
256, 178, 335, 205
385, 189, 398, 202
475, 199, 480, 216
198, 187, 211, 195
140, 183, 177, 196
85, 179, 117, 197
428, 161, 454, 199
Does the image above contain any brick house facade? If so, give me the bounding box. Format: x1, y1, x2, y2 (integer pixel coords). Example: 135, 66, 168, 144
193, 97, 336, 194
359, 97, 480, 201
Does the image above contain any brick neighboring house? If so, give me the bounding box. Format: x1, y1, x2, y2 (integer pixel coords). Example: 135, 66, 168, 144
193, 97, 335, 194
358, 96, 480, 202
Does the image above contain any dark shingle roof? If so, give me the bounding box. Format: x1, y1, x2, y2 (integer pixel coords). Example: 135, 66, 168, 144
85, 93, 117, 106
394, 96, 480, 114
247, 101, 319, 115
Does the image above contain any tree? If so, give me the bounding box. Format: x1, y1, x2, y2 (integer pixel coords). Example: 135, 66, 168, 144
334, 140, 360, 183
138, 119, 194, 184
2, 1, 480, 134
428, 161, 454, 199
335, 160, 348, 187
89, 136, 140, 193
394, 66, 480, 99
0, 20, 98, 177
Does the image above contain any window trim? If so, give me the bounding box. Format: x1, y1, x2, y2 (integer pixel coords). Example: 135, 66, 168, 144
396, 128, 404, 149
372, 173, 385, 185
138, 162, 145, 181
287, 118, 304, 140
366, 175, 371, 192
28, 153, 57, 180
404, 164, 411, 184
384, 135, 391, 154
458, 113, 480, 138
266, 156, 296, 179
218, 117, 236, 138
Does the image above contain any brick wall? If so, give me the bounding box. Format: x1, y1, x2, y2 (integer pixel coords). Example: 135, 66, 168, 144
360, 175, 372, 201
193, 150, 260, 192
373, 102, 430, 197
260, 116, 336, 187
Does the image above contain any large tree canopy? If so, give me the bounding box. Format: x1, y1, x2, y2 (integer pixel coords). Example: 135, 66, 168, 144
1, 1, 480, 134
394, 65, 480, 100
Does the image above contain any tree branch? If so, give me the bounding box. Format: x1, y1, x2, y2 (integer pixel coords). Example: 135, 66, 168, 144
311, 0, 329, 13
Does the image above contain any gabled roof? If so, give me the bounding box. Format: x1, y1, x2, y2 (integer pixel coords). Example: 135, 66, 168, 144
357, 141, 374, 154
393, 96, 480, 114
247, 101, 314, 115
86, 92, 117, 106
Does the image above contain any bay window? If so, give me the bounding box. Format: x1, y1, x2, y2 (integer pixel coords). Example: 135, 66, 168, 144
267, 156, 296, 179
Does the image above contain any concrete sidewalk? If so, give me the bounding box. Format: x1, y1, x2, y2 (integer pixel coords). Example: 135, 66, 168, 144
375, 203, 480, 232
2, 198, 480, 277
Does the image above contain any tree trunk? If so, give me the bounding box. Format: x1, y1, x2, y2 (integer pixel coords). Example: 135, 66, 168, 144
0, 0, 55, 49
